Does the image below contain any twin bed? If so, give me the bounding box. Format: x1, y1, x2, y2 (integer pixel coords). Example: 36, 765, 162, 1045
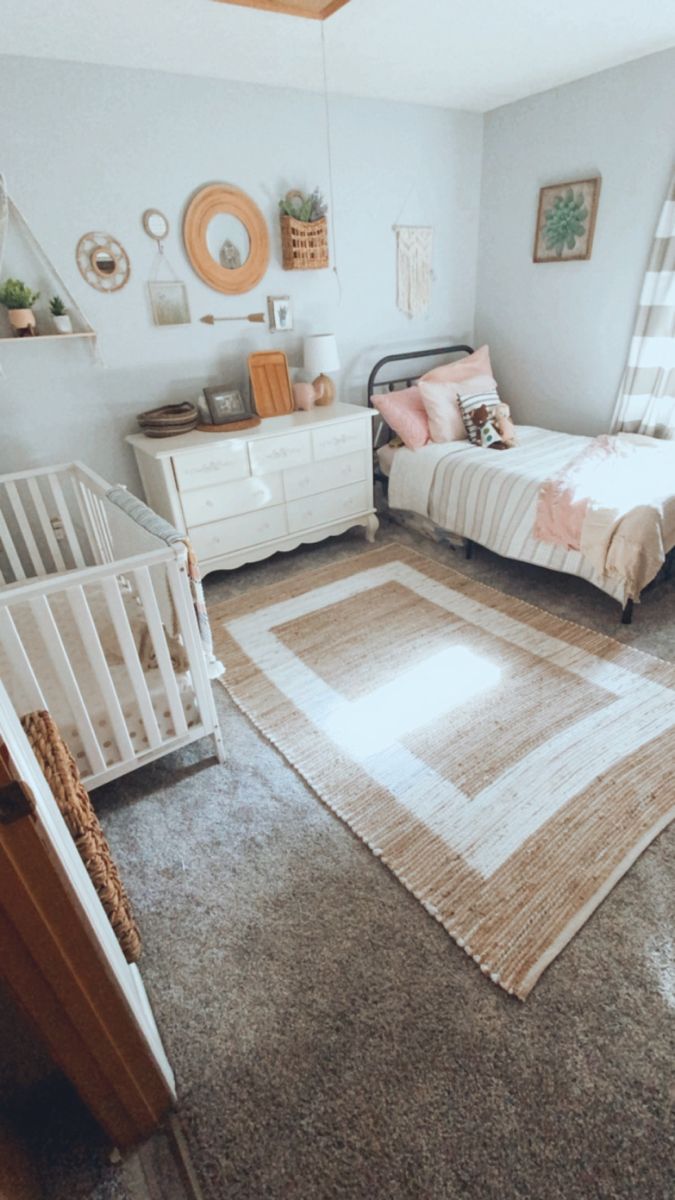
368, 344, 675, 623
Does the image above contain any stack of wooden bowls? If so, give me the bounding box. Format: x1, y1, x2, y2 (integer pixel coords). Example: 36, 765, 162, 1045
137, 402, 198, 438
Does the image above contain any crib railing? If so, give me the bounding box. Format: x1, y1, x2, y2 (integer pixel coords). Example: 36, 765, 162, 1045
0, 462, 224, 788
0, 461, 121, 585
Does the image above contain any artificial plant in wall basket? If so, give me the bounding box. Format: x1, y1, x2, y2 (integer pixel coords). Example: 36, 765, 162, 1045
279, 188, 329, 270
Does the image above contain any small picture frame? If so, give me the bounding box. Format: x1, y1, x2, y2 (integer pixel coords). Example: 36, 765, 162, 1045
148, 280, 191, 326
203, 385, 252, 425
533, 178, 601, 263
267, 294, 293, 332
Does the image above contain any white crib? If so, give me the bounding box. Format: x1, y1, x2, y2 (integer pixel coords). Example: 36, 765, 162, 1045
0, 461, 224, 789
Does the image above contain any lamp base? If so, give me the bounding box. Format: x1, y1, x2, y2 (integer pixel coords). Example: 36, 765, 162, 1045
313, 373, 336, 406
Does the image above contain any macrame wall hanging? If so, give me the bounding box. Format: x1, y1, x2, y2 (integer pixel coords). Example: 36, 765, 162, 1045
394, 225, 433, 318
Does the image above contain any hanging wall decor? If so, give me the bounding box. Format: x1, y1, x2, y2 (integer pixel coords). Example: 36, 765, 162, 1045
0, 175, 98, 366
279, 189, 329, 271
76, 232, 130, 292
183, 183, 269, 295
142, 207, 191, 326
394, 225, 433, 318
533, 178, 600, 263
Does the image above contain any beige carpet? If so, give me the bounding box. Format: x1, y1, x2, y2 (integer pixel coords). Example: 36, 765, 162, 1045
210, 544, 675, 998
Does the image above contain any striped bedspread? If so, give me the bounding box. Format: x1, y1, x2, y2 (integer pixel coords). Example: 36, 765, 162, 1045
388, 426, 636, 605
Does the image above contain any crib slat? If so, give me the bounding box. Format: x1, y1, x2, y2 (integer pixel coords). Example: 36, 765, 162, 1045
165, 557, 215, 732
78, 483, 105, 564
26, 476, 67, 573
84, 486, 113, 565
4, 480, 47, 576
66, 585, 136, 763
100, 575, 163, 750
0, 503, 25, 581
29, 594, 107, 776
94, 494, 115, 563
48, 473, 86, 569
132, 567, 188, 739
0, 606, 48, 711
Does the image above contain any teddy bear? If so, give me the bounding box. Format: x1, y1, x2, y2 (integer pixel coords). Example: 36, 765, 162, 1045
471, 402, 516, 450
471, 403, 506, 450
495, 402, 516, 448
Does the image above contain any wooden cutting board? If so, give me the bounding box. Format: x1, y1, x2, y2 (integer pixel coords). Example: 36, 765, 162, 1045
248, 351, 294, 417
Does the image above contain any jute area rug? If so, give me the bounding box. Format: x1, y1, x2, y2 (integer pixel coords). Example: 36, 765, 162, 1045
210, 545, 675, 999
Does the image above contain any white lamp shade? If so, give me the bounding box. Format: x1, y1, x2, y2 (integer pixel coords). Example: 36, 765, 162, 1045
303, 333, 340, 377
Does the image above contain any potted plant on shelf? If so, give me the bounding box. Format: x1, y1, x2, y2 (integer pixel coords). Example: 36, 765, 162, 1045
50, 295, 72, 334
0, 278, 40, 337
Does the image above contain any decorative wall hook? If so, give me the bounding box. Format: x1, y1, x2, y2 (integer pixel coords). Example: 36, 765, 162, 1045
200, 312, 266, 324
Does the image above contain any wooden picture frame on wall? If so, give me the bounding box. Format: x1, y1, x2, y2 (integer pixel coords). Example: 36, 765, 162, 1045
533, 178, 601, 263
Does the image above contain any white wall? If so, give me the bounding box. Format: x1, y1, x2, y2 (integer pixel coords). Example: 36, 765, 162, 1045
0, 56, 482, 490
475, 49, 675, 436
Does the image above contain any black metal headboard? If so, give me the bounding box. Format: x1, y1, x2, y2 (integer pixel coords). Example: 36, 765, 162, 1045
367, 343, 474, 405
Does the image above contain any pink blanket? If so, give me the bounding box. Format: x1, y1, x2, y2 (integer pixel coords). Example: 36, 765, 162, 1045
534, 435, 616, 551
534, 433, 675, 597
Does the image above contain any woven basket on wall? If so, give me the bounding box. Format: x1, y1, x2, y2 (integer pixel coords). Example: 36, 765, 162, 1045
280, 215, 329, 270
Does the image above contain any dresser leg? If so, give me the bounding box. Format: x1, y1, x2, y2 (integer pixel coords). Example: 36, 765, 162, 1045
365, 514, 379, 544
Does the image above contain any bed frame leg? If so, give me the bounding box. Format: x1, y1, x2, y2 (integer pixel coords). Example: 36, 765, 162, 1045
621, 599, 634, 625
464, 539, 474, 561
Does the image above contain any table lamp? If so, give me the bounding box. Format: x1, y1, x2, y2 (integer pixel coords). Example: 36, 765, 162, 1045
303, 334, 340, 406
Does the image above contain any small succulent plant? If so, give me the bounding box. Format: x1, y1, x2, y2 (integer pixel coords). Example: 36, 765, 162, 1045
279, 188, 328, 223
0, 278, 40, 310
542, 188, 588, 256
49, 295, 67, 316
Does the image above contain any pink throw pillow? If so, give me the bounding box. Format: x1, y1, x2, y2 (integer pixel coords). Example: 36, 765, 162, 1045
418, 380, 467, 443
372, 385, 429, 450
421, 344, 495, 390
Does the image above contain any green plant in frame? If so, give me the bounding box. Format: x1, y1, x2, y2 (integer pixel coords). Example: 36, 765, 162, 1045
542, 187, 588, 257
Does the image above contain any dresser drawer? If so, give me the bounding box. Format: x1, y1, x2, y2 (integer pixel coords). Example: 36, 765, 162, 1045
191, 504, 288, 560
283, 452, 367, 503
173, 441, 249, 492
311, 420, 370, 462
286, 481, 371, 534
181, 473, 284, 526
249, 431, 312, 476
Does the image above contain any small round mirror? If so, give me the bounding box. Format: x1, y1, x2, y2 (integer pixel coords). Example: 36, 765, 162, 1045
76, 232, 131, 292
142, 208, 170, 244
206, 213, 250, 269
91, 249, 116, 276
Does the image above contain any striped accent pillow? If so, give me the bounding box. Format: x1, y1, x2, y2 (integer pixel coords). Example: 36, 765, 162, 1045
458, 388, 503, 446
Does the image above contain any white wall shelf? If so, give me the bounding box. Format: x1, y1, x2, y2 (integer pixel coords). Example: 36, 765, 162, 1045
0, 332, 97, 344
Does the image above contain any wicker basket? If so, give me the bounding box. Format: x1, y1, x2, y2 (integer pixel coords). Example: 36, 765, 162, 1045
280, 215, 329, 271
21, 710, 142, 963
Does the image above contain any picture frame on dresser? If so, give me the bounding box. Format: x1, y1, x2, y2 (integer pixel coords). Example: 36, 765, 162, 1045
127, 402, 379, 577
203, 385, 251, 425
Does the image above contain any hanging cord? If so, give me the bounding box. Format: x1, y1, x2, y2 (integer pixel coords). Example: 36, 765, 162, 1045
321, 22, 342, 304
149, 241, 182, 283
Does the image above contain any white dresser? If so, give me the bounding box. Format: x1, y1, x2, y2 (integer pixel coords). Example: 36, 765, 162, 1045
127, 402, 379, 576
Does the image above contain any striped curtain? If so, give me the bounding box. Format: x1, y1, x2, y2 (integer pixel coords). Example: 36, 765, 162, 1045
613, 173, 675, 438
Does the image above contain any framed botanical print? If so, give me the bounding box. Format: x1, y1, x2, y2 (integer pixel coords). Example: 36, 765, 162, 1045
533, 178, 600, 263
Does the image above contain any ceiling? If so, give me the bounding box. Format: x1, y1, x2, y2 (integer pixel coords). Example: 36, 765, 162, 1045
1, 0, 674, 111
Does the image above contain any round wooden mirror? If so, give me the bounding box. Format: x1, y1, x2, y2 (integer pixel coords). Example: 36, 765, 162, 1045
183, 184, 269, 294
